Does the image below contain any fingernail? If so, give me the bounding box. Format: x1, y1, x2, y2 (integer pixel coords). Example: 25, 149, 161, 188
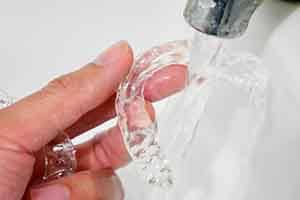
93, 40, 130, 67
31, 184, 70, 200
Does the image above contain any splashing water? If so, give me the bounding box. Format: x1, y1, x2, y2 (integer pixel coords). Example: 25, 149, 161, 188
116, 31, 268, 194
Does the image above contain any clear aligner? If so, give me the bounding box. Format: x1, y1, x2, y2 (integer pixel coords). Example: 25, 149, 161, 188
116, 40, 190, 188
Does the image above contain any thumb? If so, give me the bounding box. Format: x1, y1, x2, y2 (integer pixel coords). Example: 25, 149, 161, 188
27, 169, 123, 200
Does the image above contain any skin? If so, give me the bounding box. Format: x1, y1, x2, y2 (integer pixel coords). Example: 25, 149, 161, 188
0, 41, 188, 200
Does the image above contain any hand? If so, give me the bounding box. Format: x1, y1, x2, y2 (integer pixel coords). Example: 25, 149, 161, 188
0, 41, 187, 200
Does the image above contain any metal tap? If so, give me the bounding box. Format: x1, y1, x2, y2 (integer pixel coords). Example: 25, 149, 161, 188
184, 0, 263, 38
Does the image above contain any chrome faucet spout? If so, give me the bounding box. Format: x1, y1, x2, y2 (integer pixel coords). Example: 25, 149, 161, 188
184, 0, 263, 38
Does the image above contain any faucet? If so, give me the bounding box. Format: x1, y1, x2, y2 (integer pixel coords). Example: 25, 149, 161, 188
184, 0, 263, 38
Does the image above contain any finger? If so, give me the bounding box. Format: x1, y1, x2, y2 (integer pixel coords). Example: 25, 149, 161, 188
76, 101, 155, 171
28, 169, 123, 200
0, 41, 133, 153
66, 64, 188, 138
76, 127, 129, 171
